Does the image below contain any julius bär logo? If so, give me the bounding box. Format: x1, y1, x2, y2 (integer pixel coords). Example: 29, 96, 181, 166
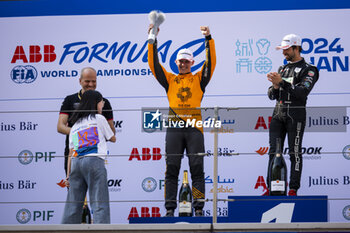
16, 209, 31, 224
11, 65, 37, 84
18, 150, 34, 165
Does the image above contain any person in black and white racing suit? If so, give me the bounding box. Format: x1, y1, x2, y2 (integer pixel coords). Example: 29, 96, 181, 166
266, 34, 319, 196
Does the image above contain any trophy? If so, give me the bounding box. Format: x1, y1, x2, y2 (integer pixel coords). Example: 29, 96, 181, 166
148, 10, 166, 44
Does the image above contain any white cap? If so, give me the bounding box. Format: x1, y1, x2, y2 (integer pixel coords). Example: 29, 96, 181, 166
276, 34, 302, 50
176, 48, 194, 61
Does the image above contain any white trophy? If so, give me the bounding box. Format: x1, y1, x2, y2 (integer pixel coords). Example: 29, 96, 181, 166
148, 10, 166, 44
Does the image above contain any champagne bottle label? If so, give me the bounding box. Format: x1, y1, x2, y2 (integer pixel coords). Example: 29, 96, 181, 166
179, 170, 193, 216
179, 201, 192, 213
271, 180, 285, 191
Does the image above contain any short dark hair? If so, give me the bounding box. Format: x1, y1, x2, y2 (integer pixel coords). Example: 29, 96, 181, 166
292, 45, 302, 53
69, 90, 103, 125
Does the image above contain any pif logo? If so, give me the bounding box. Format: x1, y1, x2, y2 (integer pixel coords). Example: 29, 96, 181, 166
16, 209, 54, 224
342, 145, 350, 160
142, 177, 157, 192
11, 45, 56, 63
16, 209, 31, 224
343, 205, 350, 220
18, 150, 55, 165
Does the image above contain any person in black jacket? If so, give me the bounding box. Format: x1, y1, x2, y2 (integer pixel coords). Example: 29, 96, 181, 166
57, 67, 115, 175
266, 34, 319, 196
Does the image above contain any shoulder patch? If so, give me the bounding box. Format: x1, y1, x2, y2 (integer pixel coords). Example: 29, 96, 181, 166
308, 70, 315, 77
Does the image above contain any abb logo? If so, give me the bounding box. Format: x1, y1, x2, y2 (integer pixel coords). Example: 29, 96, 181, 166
128, 207, 161, 220
255, 176, 268, 196
11, 45, 57, 63
129, 148, 162, 161
255, 116, 272, 130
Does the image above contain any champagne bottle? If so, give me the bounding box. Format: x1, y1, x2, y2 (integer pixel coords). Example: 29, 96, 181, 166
82, 197, 91, 224
178, 170, 193, 217
269, 138, 287, 196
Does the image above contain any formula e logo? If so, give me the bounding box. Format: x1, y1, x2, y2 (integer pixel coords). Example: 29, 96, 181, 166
18, 150, 34, 165
143, 109, 162, 132
142, 177, 157, 192
16, 209, 31, 224
342, 145, 350, 160
11, 65, 37, 84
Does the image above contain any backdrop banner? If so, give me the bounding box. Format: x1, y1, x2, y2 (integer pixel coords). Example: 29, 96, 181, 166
0, 9, 349, 224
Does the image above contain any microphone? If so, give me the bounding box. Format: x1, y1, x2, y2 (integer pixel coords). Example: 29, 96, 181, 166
148, 10, 166, 44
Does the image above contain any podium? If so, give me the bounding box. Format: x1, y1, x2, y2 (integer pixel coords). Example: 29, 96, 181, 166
129, 195, 328, 223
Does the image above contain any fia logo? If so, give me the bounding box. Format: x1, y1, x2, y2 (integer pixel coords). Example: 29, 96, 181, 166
11, 65, 37, 84
143, 109, 162, 132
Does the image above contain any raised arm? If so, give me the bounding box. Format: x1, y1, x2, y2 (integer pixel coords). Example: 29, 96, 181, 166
199, 26, 216, 92
147, 24, 170, 91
